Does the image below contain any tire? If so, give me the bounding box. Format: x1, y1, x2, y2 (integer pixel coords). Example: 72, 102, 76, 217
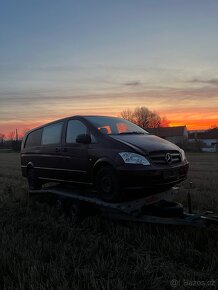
27, 167, 42, 190
96, 166, 120, 202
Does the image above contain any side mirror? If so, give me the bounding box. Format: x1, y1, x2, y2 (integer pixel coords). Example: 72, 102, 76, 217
76, 134, 91, 144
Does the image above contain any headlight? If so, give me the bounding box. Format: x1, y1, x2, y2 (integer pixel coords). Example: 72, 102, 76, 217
180, 149, 187, 161
119, 152, 150, 165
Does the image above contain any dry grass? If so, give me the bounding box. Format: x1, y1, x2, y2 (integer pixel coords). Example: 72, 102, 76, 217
0, 152, 217, 289
175, 153, 218, 212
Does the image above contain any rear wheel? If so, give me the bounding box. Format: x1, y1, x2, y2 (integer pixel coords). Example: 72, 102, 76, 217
96, 166, 120, 202
27, 167, 42, 190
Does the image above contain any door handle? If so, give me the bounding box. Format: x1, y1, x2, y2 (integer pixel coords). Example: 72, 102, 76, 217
55, 147, 60, 152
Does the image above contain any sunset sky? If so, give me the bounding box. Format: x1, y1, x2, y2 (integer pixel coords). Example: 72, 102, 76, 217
1, 0, 218, 135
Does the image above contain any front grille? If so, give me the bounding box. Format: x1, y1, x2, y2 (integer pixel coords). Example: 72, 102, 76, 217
149, 150, 181, 165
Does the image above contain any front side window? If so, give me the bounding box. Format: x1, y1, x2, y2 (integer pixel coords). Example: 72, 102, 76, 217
42, 122, 63, 145
66, 120, 87, 143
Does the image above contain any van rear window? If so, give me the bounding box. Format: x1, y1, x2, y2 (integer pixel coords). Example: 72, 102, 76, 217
42, 122, 63, 145
25, 129, 42, 148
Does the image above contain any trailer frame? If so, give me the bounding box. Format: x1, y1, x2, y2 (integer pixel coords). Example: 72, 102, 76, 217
29, 185, 218, 228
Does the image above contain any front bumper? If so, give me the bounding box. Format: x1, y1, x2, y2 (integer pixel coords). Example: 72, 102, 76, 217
117, 162, 189, 193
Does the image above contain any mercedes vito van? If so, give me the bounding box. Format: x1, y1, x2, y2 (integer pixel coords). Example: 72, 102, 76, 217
21, 116, 189, 201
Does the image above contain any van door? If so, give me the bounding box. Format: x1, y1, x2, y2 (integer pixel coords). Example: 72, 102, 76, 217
38, 122, 66, 181
61, 119, 90, 184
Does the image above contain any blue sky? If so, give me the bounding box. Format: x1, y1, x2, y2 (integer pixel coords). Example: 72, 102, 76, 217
0, 0, 218, 132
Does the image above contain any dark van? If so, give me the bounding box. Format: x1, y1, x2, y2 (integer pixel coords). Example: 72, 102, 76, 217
21, 116, 189, 201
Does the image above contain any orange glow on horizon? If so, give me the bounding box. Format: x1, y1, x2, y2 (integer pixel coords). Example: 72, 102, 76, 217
169, 118, 218, 130
1, 116, 218, 137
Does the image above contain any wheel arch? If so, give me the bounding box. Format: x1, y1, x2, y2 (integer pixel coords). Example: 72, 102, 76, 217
27, 162, 34, 170
92, 158, 116, 184
25, 162, 35, 176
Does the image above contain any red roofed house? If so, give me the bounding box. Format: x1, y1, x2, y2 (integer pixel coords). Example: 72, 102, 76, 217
146, 126, 188, 147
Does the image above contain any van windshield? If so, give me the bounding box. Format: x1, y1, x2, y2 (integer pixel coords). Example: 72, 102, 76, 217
85, 116, 149, 135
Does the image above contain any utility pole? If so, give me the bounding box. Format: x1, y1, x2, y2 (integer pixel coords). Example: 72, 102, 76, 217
15, 129, 18, 141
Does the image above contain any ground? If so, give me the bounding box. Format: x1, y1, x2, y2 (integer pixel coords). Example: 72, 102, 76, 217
0, 152, 217, 289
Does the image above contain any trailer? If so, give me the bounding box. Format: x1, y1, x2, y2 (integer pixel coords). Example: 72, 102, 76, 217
29, 184, 218, 228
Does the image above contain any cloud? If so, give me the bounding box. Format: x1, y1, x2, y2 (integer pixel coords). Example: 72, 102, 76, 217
189, 78, 218, 86
1, 84, 218, 133
1, 85, 218, 106
123, 81, 142, 86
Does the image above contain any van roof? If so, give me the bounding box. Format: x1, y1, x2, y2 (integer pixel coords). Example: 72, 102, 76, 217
25, 115, 119, 135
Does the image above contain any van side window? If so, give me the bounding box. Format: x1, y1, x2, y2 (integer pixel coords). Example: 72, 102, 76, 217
25, 129, 42, 148
42, 122, 63, 145
66, 120, 87, 143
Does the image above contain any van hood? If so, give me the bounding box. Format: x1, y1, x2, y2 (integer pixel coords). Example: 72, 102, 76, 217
110, 134, 180, 153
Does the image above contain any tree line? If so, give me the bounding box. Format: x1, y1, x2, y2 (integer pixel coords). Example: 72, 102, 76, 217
0, 129, 30, 151
0, 128, 30, 144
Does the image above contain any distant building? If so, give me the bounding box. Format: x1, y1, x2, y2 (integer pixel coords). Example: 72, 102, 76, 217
146, 126, 188, 146
188, 129, 218, 152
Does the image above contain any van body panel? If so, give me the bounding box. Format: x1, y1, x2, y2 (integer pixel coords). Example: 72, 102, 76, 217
35, 145, 65, 180
110, 134, 180, 153
60, 143, 89, 183
21, 115, 189, 196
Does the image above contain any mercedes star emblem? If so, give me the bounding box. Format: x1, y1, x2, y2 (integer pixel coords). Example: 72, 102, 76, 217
165, 153, 172, 164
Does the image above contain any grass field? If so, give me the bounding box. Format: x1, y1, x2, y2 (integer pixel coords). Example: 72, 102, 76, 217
0, 152, 217, 289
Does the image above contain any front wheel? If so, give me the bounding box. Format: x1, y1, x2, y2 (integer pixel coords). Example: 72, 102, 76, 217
27, 167, 42, 190
96, 166, 121, 202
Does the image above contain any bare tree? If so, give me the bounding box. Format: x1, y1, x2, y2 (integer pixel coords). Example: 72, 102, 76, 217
8, 131, 15, 141
160, 116, 170, 127
120, 109, 135, 123
120, 106, 162, 129
0, 133, 5, 144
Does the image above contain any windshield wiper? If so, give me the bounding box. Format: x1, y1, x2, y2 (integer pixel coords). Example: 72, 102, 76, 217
118, 131, 146, 135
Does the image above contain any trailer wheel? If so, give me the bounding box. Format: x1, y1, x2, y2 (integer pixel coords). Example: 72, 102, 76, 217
27, 167, 42, 190
96, 166, 120, 202
143, 200, 184, 217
